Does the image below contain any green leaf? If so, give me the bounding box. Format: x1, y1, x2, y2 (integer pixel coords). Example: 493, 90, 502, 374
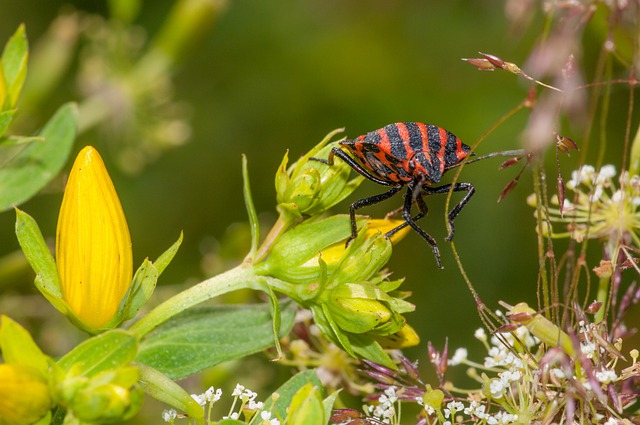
263, 370, 323, 421
348, 333, 395, 370
0, 109, 16, 136
14, 208, 66, 312
266, 286, 283, 359
137, 364, 204, 425
136, 302, 296, 380
57, 329, 137, 376
288, 383, 325, 425
0, 315, 49, 374
120, 259, 158, 322
1, 24, 28, 109
0, 135, 43, 146
323, 391, 340, 423
0, 102, 77, 211
242, 154, 259, 257
154, 231, 183, 277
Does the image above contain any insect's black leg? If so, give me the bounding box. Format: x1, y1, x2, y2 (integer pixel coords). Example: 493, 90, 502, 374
347, 185, 403, 244
401, 184, 442, 268
423, 182, 475, 242
385, 194, 428, 239
311, 148, 396, 186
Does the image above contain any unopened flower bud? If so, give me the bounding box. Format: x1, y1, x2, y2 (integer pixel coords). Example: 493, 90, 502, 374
276, 129, 362, 220
507, 303, 574, 355
62, 366, 142, 423
0, 364, 52, 425
56, 146, 133, 330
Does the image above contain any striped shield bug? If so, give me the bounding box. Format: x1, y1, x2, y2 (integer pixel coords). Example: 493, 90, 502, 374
314, 122, 525, 268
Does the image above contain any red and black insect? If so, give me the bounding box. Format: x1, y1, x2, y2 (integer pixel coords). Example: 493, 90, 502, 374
316, 122, 475, 269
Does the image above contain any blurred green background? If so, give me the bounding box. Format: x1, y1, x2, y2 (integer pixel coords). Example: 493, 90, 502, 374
0, 0, 638, 421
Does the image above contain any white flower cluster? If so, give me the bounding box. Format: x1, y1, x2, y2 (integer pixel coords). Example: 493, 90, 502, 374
163, 383, 279, 425
364, 387, 398, 424
541, 163, 640, 245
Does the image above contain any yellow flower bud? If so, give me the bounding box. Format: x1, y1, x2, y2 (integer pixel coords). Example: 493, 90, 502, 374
56, 146, 133, 329
0, 364, 51, 425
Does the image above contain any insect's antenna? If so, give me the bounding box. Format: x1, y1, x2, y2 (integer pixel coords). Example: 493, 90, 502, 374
446, 149, 528, 170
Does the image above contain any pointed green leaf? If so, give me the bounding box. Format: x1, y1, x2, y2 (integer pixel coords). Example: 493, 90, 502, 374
136, 302, 296, 380
0, 103, 77, 211
348, 333, 395, 370
154, 231, 183, 276
14, 208, 66, 312
137, 364, 204, 425
1, 24, 28, 108
0, 109, 16, 136
242, 155, 259, 257
118, 259, 158, 322
263, 370, 323, 421
323, 391, 339, 423
266, 286, 283, 359
57, 329, 137, 376
0, 315, 49, 374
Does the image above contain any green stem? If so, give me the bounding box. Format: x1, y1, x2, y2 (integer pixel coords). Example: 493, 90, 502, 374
129, 265, 262, 338
594, 276, 609, 324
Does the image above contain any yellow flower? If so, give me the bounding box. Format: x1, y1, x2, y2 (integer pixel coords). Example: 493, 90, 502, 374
56, 146, 133, 329
310, 218, 411, 266
0, 364, 51, 425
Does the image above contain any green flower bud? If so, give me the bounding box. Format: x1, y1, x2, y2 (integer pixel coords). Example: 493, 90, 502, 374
275, 129, 362, 220
422, 386, 444, 411
256, 215, 361, 285
507, 302, 575, 356
325, 282, 402, 335
61, 366, 142, 423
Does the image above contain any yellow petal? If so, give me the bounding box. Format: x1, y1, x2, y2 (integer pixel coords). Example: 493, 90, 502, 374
56, 146, 132, 329
366, 218, 411, 244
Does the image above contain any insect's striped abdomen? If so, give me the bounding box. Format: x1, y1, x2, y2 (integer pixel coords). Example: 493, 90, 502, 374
341, 122, 471, 185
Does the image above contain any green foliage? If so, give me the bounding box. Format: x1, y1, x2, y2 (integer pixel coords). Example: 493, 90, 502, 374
0, 103, 77, 211
136, 302, 296, 380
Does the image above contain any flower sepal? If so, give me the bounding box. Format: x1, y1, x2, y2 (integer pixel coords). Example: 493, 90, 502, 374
300, 230, 416, 369
105, 232, 184, 329
275, 128, 363, 221
255, 215, 367, 285
55, 329, 142, 423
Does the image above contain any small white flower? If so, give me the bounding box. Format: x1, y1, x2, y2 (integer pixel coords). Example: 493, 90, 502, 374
223, 412, 240, 420
449, 348, 468, 366
604, 417, 620, 425
474, 328, 487, 341
232, 383, 245, 396
242, 388, 258, 402
190, 393, 206, 406
590, 184, 604, 202
489, 379, 506, 399
611, 189, 625, 203
162, 409, 177, 422
260, 410, 280, 425
205, 386, 222, 403
581, 341, 597, 358
596, 369, 618, 384
596, 165, 616, 184
248, 400, 264, 410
